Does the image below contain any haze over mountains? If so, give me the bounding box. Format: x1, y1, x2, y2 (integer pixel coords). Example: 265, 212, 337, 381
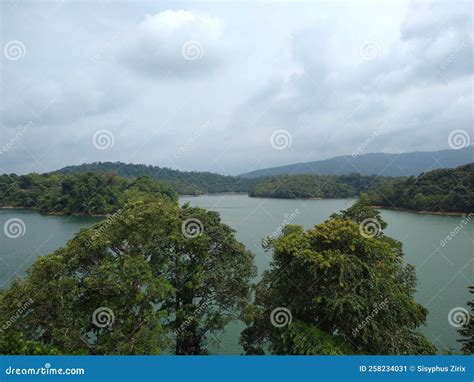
240, 147, 474, 178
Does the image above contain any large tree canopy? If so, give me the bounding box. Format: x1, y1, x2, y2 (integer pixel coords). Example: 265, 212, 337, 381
0, 199, 256, 355
240, 199, 436, 355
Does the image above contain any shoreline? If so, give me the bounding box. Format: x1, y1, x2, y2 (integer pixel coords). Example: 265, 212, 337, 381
372, 205, 469, 217
2, 202, 469, 218
0, 206, 106, 217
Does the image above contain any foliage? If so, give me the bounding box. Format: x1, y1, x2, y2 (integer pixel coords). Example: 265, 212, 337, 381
249, 173, 399, 199
367, 163, 474, 213
0, 172, 177, 215
0, 331, 61, 355
58, 162, 263, 195
0, 199, 256, 355
458, 286, 474, 355
240, 199, 436, 355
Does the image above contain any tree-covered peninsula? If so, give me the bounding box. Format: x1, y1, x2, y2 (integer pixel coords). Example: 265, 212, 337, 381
367, 163, 474, 213
248, 173, 398, 199
0, 172, 177, 215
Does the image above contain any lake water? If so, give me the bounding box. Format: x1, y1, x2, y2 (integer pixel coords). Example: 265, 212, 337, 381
1, 195, 472, 354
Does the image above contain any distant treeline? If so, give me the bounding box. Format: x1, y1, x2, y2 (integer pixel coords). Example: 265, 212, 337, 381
248, 174, 398, 199
0, 172, 177, 215
58, 162, 261, 195
3, 162, 472, 214
367, 163, 474, 213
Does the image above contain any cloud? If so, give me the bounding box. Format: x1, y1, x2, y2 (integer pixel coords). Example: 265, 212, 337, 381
0, 1, 472, 175
222, 1, 473, 172
2, 72, 132, 128
119, 10, 224, 78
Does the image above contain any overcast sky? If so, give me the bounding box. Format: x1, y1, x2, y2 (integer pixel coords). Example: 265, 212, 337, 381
1, 0, 472, 175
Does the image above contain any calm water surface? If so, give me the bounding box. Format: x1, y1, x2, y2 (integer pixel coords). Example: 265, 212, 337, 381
1, 195, 472, 354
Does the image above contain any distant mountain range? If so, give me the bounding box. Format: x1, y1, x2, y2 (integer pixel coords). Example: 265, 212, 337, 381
240, 147, 474, 178
55, 147, 473, 195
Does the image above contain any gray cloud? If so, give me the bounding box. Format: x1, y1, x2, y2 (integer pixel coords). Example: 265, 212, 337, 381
0, 1, 472, 175
118, 10, 225, 77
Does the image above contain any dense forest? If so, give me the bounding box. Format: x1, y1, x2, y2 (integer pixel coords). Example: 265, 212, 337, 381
367, 163, 474, 213
0, 172, 177, 215
248, 173, 399, 199
58, 162, 261, 195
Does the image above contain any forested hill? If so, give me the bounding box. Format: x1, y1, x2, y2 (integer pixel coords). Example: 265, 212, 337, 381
367, 163, 474, 213
0, 172, 177, 215
241, 146, 474, 178
249, 174, 399, 199
58, 162, 260, 195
